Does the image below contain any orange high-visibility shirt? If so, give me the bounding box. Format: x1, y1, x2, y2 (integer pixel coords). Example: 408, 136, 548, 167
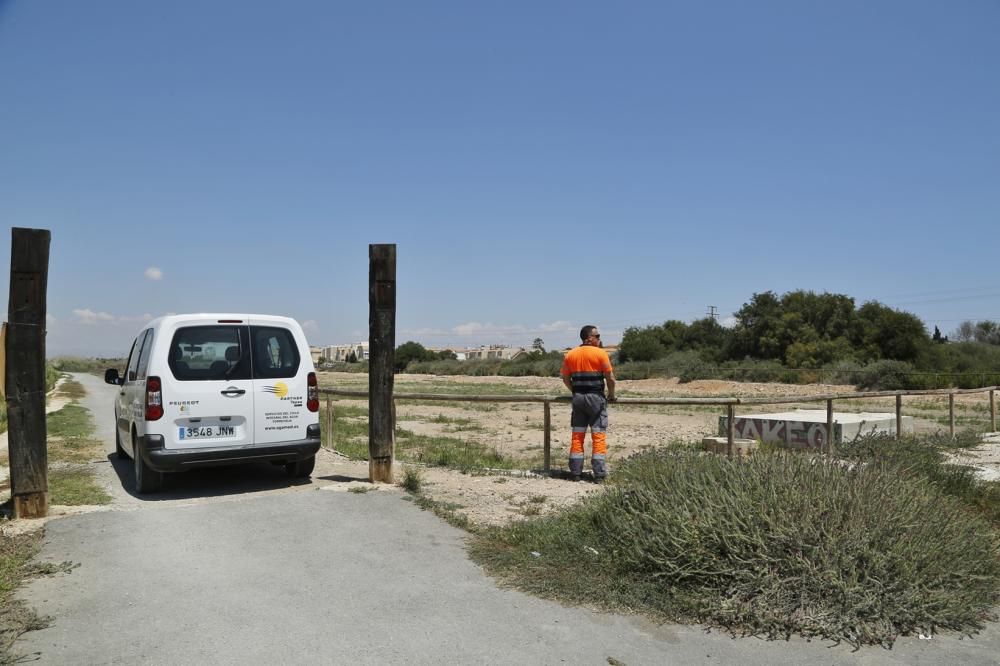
561, 345, 613, 394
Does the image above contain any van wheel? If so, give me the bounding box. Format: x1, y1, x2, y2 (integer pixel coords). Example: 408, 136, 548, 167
285, 455, 315, 479
115, 427, 127, 459
133, 435, 164, 494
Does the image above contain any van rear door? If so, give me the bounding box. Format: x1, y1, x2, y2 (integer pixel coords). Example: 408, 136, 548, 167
161, 323, 254, 450
249, 321, 310, 446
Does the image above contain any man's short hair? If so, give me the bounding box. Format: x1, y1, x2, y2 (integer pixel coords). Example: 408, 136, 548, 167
580, 325, 597, 342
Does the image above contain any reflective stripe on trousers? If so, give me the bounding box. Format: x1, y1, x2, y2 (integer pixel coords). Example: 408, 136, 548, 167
569, 393, 608, 476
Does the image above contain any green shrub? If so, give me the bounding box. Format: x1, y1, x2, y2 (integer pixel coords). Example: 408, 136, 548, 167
855, 359, 918, 390
471, 448, 1000, 647
400, 467, 423, 493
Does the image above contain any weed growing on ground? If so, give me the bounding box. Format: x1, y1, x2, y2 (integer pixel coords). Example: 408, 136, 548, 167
400, 467, 423, 494
470, 443, 1000, 648
49, 469, 111, 506
45, 405, 93, 439
348, 486, 372, 494
835, 431, 1000, 525
0, 530, 72, 662
48, 437, 103, 464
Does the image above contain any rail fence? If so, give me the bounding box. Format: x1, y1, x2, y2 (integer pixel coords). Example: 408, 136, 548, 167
318, 386, 999, 472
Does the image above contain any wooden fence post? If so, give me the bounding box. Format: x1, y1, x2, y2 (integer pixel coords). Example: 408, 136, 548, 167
949, 393, 955, 438
726, 405, 735, 457
325, 397, 333, 448
895, 394, 903, 441
368, 244, 396, 483
826, 399, 834, 455
991, 389, 996, 432
6, 228, 50, 519
543, 400, 551, 473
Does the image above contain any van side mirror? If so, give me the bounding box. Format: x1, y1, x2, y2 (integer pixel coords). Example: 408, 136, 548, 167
105, 368, 122, 386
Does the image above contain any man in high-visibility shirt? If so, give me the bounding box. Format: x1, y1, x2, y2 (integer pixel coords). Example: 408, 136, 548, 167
561, 325, 616, 482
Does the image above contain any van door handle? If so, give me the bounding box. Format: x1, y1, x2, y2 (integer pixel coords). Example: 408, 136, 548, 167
221, 388, 246, 396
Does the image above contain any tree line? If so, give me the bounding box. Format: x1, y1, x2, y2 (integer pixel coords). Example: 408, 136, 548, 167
616, 290, 1000, 388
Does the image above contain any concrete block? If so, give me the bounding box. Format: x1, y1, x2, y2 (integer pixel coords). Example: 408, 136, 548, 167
702, 436, 758, 457
718, 409, 914, 450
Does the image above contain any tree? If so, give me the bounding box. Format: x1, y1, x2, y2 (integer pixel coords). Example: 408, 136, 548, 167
954, 320, 976, 343
618, 326, 666, 362
394, 341, 433, 372
855, 302, 929, 362
532, 338, 545, 353
347, 351, 358, 363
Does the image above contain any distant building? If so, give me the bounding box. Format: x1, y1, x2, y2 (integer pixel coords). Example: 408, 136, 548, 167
460, 345, 527, 361
321, 342, 369, 362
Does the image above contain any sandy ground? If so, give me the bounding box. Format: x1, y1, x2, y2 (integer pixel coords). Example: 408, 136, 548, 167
315, 372, 1000, 525
2, 372, 998, 531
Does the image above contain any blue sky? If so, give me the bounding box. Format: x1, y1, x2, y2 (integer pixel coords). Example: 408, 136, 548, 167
1, 1, 997, 357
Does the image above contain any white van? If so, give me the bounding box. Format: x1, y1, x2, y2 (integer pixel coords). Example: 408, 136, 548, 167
105, 314, 321, 493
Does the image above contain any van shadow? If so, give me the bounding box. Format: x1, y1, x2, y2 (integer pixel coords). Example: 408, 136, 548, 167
107, 454, 313, 501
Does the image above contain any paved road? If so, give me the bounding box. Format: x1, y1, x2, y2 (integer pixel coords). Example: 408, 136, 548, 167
12, 374, 1000, 664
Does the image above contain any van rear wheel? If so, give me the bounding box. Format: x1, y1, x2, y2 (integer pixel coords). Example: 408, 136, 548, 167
285, 455, 315, 479
133, 435, 164, 494
114, 427, 127, 459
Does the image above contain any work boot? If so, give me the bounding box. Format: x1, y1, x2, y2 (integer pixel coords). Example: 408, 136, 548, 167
570, 474, 581, 482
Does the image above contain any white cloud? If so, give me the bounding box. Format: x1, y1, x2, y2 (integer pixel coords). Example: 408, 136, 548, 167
73, 309, 116, 325
721, 315, 738, 328
72, 310, 154, 326
144, 267, 163, 281
538, 320, 575, 333
301, 320, 319, 336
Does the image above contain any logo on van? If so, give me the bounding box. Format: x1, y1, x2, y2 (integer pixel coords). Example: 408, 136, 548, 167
261, 382, 288, 398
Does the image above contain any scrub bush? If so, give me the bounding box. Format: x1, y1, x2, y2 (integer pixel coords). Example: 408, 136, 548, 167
471, 448, 1000, 647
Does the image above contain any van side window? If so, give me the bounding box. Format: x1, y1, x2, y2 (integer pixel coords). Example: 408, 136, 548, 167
122, 337, 138, 380
168, 326, 250, 381
126, 336, 143, 382
251, 326, 300, 379
136, 329, 154, 380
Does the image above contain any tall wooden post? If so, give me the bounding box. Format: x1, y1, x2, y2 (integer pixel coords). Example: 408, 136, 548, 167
6, 228, 50, 518
368, 244, 396, 483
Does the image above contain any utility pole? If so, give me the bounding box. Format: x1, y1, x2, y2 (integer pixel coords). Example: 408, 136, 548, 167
707, 305, 718, 321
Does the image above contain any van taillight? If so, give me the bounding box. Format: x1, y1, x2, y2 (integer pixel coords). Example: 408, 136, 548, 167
307, 372, 319, 412
145, 376, 164, 421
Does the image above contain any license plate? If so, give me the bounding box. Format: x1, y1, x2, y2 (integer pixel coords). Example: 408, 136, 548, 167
179, 425, 236, 440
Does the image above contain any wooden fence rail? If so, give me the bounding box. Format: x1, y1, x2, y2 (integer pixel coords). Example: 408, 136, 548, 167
319, 385, 998, 472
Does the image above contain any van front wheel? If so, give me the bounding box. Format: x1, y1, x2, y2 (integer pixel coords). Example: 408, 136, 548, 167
133, 435, 164, 494
285, 455, 315, 479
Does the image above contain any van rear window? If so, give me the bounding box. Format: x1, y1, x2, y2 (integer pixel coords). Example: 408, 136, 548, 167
169, 326, 250, 381
168, 325, 300, 381
251, 326, 300, 379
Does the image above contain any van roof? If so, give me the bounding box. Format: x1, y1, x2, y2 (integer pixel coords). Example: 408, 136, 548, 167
145, 314, 299, 329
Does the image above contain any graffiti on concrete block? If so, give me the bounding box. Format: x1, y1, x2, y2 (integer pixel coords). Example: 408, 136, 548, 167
720, 418, 841, 449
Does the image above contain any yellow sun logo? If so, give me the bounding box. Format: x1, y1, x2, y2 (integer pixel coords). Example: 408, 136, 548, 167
262, 382, 288, 398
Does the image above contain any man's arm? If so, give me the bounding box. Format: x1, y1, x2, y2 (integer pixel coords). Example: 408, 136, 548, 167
562, 375, 574, 393
605, 371, 616, 401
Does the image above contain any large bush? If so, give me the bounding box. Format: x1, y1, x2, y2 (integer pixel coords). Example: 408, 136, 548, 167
472, 449, 1000, 647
